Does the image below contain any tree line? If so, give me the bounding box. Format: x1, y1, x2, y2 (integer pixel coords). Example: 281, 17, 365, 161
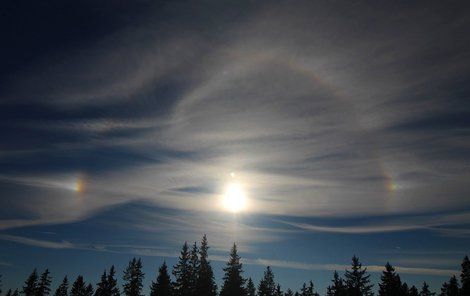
1, 235, 469, 296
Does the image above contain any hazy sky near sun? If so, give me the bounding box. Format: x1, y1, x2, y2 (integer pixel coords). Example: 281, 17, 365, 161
1, 0, 470, 293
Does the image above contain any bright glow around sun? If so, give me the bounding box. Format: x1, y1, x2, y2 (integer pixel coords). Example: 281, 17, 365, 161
223, 182, 247, 213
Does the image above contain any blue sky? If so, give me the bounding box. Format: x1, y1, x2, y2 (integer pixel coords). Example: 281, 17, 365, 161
1, 0, 470, 294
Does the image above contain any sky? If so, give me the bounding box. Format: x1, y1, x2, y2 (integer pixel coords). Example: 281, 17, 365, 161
1, 0, 470, 294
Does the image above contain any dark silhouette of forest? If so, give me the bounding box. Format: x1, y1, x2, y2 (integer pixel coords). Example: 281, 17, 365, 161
1, 235, 469, 296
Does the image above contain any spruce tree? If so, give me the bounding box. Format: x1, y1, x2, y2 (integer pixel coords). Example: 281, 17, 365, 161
420, 282, 435, 296
408, 286, 419, 296
7, 289, 12, 296
107, 266, 120, 296
37, 269, 52, 296
258, 266, 276, 296
220, 243, 246, 296
326, 271, 346, 296
95, 270, 108, 296
378, 262, 402, 296
275, 284, 283, 296
150, 261, 173, 296
344, 256, 373, 296
189, 242, 199, 296
23, 269, 39, 296
54, 276, 69, 296
246, 278, 256, 296
300, 281, 318, 296
461, 256, 470, 296
440, 276, 459, 296
196, 235, 217, 296
401, 283, 409, 296
173, 243, 191, 296
85, 284, 93, 296
285, 289, 294, 296
71, 276, 88, 296
13, 289, 20, 296
95, 266, 119, 296
123, 258, 144, 296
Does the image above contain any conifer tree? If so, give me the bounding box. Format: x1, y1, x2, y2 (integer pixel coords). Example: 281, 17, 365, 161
123, 258, 144, 296
23, 269, 39, 296
258, 266, 276, 296
95, 270, 108, 296
401, 283, 409, 296
246, 278, 256, 296
7, 289, 13, 296
420, 282, 435, 296
37, 269, 52, 296
408, 286, 419, 296
85, 284, 93, 296
95, 266, 119, 296
326, 271, 347, 296
189, 242, 199, 296
107, 266, 120, 296
461, 256, 470, 296
300, 281, 318, 296
71, 276, 89, 296
220, 243, 246, 296
378, 262, 402, 296
173, 243, 191, 296
196, 235, 217, 296
275, 284, 283, 296
54, 276, 69, 296
150, 261, 173, 296
344, 256, 373, 296
13, 289, 20, 296
440, 276, 459, 296
285, 289, 294, 296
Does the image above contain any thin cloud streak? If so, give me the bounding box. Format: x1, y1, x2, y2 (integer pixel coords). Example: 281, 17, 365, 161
0, 234, 458, 276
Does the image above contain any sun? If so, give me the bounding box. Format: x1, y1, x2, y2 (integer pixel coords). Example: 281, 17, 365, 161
222, 182, 247, 213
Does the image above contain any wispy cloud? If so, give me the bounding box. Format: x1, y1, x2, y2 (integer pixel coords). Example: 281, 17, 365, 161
0, 234, 458, 277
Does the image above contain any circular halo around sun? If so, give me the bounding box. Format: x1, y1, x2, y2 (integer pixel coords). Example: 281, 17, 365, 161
222, 182, 247, 213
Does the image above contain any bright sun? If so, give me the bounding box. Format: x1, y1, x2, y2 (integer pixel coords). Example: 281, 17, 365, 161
223, 182, 247, 213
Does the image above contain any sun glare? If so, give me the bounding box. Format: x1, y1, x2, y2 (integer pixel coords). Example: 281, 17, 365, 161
223, 182, 247, 213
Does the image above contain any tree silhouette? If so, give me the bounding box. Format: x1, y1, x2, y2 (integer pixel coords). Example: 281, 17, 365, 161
408, 286, 419, 296
7, 289, 20, 296
300, 281, 319, 296
173, 242, 191, 296
462, 256, 470, 296
401, 283, 409, 296
344, 256, 373, 296
326, 271, 347, 296
71, 276, 93, 296
95, 266, 120, 296
54, 276, 69, 296
419, 282, 435, 296
22, 269, 38, 296
220, 243, 246, 296
440, 276, 459, 296
246, 278, 256, 296
0, 274, 2, 295
285, 289, 294, 296
196, 235, 217, 296
189, 242, 199, 296
37, 269, 52, 296
123, 258, 144, 296
258, 266, 276, 296
378, 262, 402, 296
275, 284, 282, 296
150, 261, 173, 296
